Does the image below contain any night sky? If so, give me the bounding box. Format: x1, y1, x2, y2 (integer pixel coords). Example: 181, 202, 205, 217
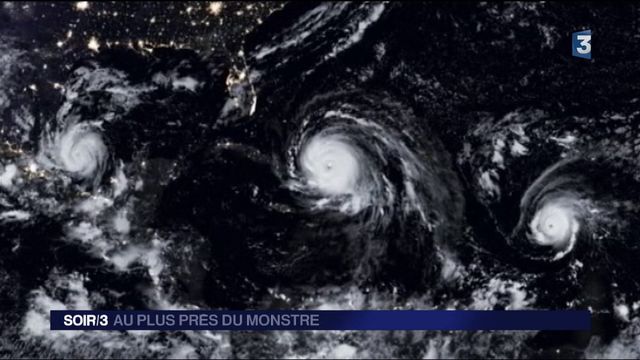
1, 1, 285, 64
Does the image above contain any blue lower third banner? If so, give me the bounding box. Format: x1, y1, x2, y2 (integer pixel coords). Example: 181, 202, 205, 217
50, 310, 591, 331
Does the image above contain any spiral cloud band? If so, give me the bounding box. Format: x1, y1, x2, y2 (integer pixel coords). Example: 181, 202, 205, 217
51, 122, 109, 187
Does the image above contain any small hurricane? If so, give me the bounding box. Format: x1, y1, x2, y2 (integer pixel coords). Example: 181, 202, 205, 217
53, 122, 109, 187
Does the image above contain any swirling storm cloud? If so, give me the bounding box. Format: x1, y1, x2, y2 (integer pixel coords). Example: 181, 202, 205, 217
2, 1, 640, 359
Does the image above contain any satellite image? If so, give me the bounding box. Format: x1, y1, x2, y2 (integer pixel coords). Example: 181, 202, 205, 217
1, 1, 640, 359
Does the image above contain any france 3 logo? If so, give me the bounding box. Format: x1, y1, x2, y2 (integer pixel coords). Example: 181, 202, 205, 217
572, 30, 592, 59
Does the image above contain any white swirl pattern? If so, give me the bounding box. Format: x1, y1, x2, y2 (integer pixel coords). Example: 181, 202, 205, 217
528, 197, 580, 259
285, 100, 437, 226
55, 122, 108, 185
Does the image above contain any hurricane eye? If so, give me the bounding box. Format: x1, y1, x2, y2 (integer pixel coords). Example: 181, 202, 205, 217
299, 135, 362, 196
530, 203, 576, 249
54, 123, 109, 187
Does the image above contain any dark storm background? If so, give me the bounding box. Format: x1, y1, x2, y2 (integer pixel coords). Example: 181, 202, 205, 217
1, 1, 640, 358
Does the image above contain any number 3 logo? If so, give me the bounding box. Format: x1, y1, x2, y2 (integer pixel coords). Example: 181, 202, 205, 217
576, 35, 591, 54
572, 30, 592, 59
